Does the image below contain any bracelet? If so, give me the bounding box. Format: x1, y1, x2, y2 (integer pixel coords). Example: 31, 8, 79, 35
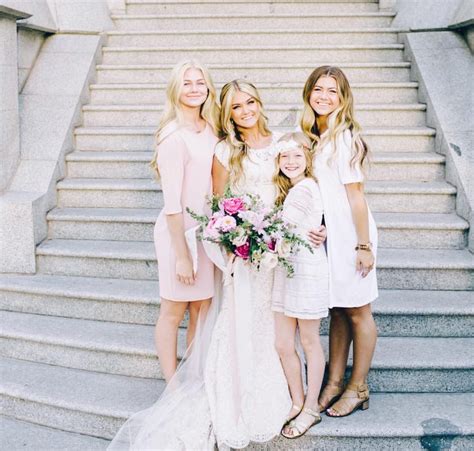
355, 242, 372, 251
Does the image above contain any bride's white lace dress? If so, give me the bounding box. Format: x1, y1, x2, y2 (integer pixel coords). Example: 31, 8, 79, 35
107, 134, 290, 450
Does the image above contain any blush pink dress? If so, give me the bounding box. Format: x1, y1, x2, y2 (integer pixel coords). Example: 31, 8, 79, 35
154, 122, 218, 301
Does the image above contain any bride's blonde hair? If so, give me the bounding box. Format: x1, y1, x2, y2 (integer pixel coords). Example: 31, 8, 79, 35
150, 59, 220, 177
300, 65, 369, 169
273, 132, 315, 206
219, 80, 271, 186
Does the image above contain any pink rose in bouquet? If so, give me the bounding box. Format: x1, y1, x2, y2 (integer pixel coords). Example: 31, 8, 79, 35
215, 215, 237, 232
222, 197, 246, 215
235, 242, 250, 259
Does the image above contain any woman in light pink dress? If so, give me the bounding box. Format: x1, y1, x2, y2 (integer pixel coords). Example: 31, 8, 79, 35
151, 60, 220, 382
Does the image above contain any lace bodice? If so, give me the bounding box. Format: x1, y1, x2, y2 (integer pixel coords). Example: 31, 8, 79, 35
214, 134, 281, 207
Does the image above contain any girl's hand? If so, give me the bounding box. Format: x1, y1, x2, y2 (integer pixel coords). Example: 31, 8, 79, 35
356, 249, 374, 278
176, 257, 195, 285
308, 225, 327, 248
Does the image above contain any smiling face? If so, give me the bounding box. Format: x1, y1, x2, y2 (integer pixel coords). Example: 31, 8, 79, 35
309, 75, 340, 117
230, 90, 260, 129
279, 146, 307, 184
178, 67, 209, 109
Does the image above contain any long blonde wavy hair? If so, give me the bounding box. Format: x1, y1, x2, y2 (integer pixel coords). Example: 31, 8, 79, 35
219, 80, 271, 186
273, 132, 316, 206
150, 60, 220, 177
300, 66, 369, 168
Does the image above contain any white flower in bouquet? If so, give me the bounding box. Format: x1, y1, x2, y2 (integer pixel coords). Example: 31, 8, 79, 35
261, 251, 279, 270
232, 226, 248, 247
276, 238, 292, 258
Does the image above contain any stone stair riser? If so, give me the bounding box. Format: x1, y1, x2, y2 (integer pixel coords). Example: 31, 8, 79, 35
36, 253, 471, 290
82, 107, 426, 128
90, 85, 420, 105
75, 131, 435, 153
377, 268, 474, 291
106, 31, 400, 47
126, 3, 380, 16
2, 289, 472, 337
368, 192, 454, 214
58, 189, 163, 209
66, 159, 444, 181
56, 188, 454, 212
1, 395, 122, 441
101, 47, 405, 65
113, 15, 395, 31
47, 219, 467, 250
96, 65, 412, 84
37, 255, 158, 280
1, 338, 471, 393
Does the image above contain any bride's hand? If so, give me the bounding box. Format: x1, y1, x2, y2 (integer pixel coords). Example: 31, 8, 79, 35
356, 249, 374, 278
308, 225, 327, 248
176, 256, 195, 285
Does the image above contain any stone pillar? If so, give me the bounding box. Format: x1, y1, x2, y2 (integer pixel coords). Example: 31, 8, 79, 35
0, 5, 30, 192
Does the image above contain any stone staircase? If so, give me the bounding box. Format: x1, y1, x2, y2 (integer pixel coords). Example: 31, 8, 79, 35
1, 0, 473, 449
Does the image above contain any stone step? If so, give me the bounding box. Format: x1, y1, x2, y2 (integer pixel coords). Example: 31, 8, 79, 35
96, 62, 413, 84
101, 44, 406, 65
112, 12, 396, 31
35, 239, 473, 289
75, 126, 435, 153
126, 1, 380, 16
56, 178, 455, 212
1, 311, 473, 391
2, 357, 473, 447
127, 0, 382, 18
46, 207, 468, 250
82, 103, 427, 128
90, 82, 420, 105
106, 29, 403, 47
1, 274, 472, 336
65, 151, 445, 182
1, 416, 109, 450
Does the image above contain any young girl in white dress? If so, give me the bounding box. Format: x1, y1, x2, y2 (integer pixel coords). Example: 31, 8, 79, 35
301, 66, 378, 418
271, 132, 329, 439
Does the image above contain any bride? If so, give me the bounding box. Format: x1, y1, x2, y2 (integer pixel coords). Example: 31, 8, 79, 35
108, 80, 293, 450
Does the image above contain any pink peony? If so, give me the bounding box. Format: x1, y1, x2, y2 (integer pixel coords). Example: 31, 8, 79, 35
222, 197, 246, 215
215, 215, 237, 232
235, 241, 250, 259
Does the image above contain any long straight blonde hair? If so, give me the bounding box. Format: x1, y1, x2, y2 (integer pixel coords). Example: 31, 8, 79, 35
150, 60, 220, 176
300, 66, 369, 168
273, 132, 315, 206
219, 80, 271, 186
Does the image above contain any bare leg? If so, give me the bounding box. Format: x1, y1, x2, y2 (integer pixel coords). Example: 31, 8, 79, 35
283, 319, 325, 437
274, 313, 304, 420
318, 308, 352, 410
327, 303, 377, 417
345, 303, 377, 384
155, 299, 188, 383
187, 298, 211, 348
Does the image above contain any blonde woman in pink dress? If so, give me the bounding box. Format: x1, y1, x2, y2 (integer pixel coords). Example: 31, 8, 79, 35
151, 60, 220, 382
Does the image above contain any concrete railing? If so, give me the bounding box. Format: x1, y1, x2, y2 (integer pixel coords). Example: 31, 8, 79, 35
0, 0, 114, 273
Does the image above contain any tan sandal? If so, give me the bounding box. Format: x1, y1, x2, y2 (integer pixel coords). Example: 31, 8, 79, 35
284, 404, 302, 425
281, 407, 322, 439
317, 380, 344, 412
326, 383, 369, 418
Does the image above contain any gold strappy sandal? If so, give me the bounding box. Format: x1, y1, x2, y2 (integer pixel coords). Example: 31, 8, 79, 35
281, 407, 322, 439
326, 383, 369, 418
283, 404, 303, 425
317, 380, 344, 412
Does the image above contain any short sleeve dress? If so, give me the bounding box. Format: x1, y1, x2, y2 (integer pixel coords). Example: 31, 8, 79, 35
154, 123, 218, 301
314, 129, 378, 308
272, 178, 329, 319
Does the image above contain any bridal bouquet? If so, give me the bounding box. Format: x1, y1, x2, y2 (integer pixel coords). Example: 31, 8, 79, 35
187, 188, 312, 277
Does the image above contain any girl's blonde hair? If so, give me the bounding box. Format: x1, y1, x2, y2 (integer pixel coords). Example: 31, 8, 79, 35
219, 80, 271, 186
273, 132, 315, 206
300, 65, 369, 169
150, 59, 220, 176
